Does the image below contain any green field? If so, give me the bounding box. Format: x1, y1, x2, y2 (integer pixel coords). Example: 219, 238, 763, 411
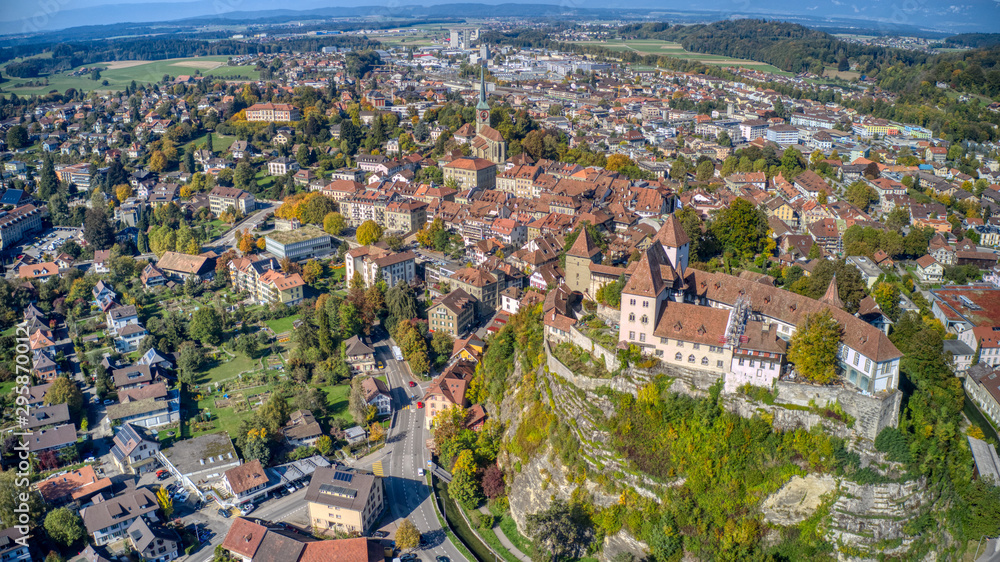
195, 351, 260, 387
0, 55, 259, 97
265, 314, 301, 335
186, 132, 237, 154
570, 39, 792, 76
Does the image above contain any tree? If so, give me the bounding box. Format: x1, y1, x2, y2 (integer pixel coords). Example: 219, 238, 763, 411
324, 212, 347, 236
156, 486, 174, 519
177, 341, 203, 384
606, 153, 633, 172
0, 470, 45, 529
348, 376, 371, 425
45, 376, 84, 419
115, 183, 133, 203
44, 507, 85, 546
384, 233, 405, 252
83, 207, 115, 250
845, 181, 876, 211
710, 198, 768, 259
241, 427, 272, 465
5, 125, 28, 149
872, 282, 901, 321
316, 435, 334, 455
431, 330, 454, 359
234, 161, 255, 190
450, 449, 483, 509
395, 519, 421, 552
149, 150, 168, 172
481, 464, 505, 499
368, 421, 385, 443
190, 307, 223, 345
39, 154, 58, 200
386, 280, 419, 324
356, 220, 384, 245
526, 499, 593, 560
696, 160, 715, 181
787, 309, 842, 384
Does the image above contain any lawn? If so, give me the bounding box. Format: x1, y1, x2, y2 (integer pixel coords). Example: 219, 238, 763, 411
194, 351, 260, 387
186, 132, 237, 154
255, 171, 276, 190
322, 384, 353, 423
1, 56, 260, 97
570, 39, 793, 75
0, 381, 15, 396
265, 314, 301, 334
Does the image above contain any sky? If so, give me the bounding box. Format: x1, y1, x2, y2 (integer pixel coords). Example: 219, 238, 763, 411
2, 0, 999, 35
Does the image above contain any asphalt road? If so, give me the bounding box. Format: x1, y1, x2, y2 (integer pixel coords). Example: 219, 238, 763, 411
372, 332, 469, 562
210, 203, 276, 250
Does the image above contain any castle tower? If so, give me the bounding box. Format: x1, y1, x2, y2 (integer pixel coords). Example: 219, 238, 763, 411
653, 214, 691, 276
820, 274, 844, 309
565, 226, 602, 294
475, 66, 490, 134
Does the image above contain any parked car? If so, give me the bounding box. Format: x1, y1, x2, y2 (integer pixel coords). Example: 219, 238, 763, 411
218, 509, 230, 518
371, 531, 388, 538
240, 504, 255, 515
436, 557, 450, 562
156, 469, 170, 480
408, 381, 416, 388
103, 399, 114, 405
417, 468, 425, 476
400, 555, 418, 561
376, 360, 385, 370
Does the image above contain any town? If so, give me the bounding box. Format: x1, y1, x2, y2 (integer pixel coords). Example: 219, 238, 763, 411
0, 13, 999, 562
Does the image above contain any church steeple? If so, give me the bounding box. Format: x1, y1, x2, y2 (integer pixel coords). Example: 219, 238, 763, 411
475, 66, 489, 134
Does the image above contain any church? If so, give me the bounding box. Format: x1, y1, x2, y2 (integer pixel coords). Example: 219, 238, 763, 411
454, 68, 507, 164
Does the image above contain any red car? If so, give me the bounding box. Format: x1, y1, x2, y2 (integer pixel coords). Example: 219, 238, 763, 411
416, 402, 424, 409
408, 381, 416, 388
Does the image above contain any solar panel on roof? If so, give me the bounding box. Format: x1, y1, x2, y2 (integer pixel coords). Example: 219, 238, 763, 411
333, 471, 353, 483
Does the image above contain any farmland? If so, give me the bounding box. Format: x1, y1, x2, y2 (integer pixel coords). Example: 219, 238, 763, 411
0, 55, 259, 97
570, 39, 793, 75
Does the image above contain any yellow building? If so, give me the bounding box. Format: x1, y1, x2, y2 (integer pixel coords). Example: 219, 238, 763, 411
306, 466, 384, 536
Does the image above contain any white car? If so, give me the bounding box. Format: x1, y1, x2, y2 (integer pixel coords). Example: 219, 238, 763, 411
240, 504, 255, 515
417, 468, 425, 476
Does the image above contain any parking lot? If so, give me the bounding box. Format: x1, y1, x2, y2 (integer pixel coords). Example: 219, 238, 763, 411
5, 226, 85, 274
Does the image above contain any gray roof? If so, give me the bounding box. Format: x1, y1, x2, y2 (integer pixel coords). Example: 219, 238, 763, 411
108, 305, 138, 321
81, 486, 158, 534
127, 516, 179, 554
160, 432, 238, 476
28, 424, 76, 452
112, 364, 153, 388
344, 335, 374, 357
24, 403, 71, 430
968, 435, 1000, 484
304, 466, 380, 514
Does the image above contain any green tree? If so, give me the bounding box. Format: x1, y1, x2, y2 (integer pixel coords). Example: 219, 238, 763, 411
525, 499, 593, 561
323, 212, 347, 236
339, 300, 361, 338
83, 207, 115, 250
871, 282, 901, 321
431, 330, 454, 359
0, 470, 44, 529
787, 309, 842, 384
348, 376, 371, 425
44, 508, 85, 546
177, 341, 204, 384
44, 377, 84, 419
696, 160, 715, 181
234, 161, 255, 190
709, 198, 768, 259
395, 518, 421, 551
316, 435, 334, 456
450, 449, 483, 509
356, 220, 384, 245
386, 280, 419, 325
6, 125, 28, 150
845, 181, 877, 211
189, 307, 223, 345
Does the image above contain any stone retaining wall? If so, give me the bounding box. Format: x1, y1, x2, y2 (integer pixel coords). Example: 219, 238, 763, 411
774, 381, 901, 441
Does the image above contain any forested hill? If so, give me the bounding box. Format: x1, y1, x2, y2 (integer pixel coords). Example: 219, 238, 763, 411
619, 20, 1000, 99
619, 20, 931, 75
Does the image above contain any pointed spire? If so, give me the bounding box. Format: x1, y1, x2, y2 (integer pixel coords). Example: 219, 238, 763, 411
820, 274, 844, 309
476, 66, 490, 111
567, 226, 601, 259
655, 213, 691, 248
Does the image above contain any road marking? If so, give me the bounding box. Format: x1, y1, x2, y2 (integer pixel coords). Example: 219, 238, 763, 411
373, 460, 384, 476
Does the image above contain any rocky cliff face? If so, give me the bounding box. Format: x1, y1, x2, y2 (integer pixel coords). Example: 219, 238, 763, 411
497, 348, 932, 561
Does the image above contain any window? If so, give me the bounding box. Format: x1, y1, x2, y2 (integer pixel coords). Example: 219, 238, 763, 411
629, 313, 635, 322
660, 337, 669, 344
717, 360, 724, 368
688, 355, 695, 363
640, 315, 648, 325
639, 333, 645, 342
675, 353, 682, 361
693, 343, 700, 350
655, 350, 664, 357
864, 358, 871, 372
629, 331, 635, 340
749, 359, 755, 368
630, 299, 636, 306
642, 300, 649, 308
677, 341, 684, 347
853, 353, 860, 367
701, 357, 708, 365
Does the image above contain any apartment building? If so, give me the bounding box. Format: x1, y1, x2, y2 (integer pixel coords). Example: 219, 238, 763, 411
344, 244, 416, 288
264, 226, 332, 261
384, 200, 428, 233
0, 204, 46, 251
209, 186, 256, 216
428, 288, 477, 337
306, 467, 385, 536
443, 157, 496, 190
81, 484, 160, 545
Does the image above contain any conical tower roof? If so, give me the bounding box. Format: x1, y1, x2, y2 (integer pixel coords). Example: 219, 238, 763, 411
654, 213, 691, 248
819, 274, 844, 309
567, 226, 601, 259
476, 66, 490, 111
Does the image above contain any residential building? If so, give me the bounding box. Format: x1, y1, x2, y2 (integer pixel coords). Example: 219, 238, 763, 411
345, 335, 376, 374
282, 410, 323, 448
209, 186, 256, 216
28, 424, 77, 454
384, 200, 428, 233
264, 226, 332, 261
915, 255, 944, 283
427, 288, 477, 337
845, 256, 883, 289
0, 528, 31, 562
361, 377, 392, 416
158, 251, 214, 281
449, 266, 505, 316
125, 517, 181, 562
344, 245, 416, 289
267, 158, 299, 176
36, 465, 113, 506
966, 364, 1000, 428
105, 388, 180, 430
221, 518, 385, 562
110, 423, 161, 475
422, 360, 475, 429
19, 262, 59, 280
306, 467, 385, 536
223, 460, 271, 504
80, 484, 160, 545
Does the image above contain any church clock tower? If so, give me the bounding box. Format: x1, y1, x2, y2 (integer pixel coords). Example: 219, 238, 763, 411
475, 66, 490, 134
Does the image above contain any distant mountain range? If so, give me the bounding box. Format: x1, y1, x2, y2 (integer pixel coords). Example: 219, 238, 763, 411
2, 0, 997, 37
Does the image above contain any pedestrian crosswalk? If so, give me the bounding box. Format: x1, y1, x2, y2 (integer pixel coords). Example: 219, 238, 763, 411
372, 460, 384, 477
